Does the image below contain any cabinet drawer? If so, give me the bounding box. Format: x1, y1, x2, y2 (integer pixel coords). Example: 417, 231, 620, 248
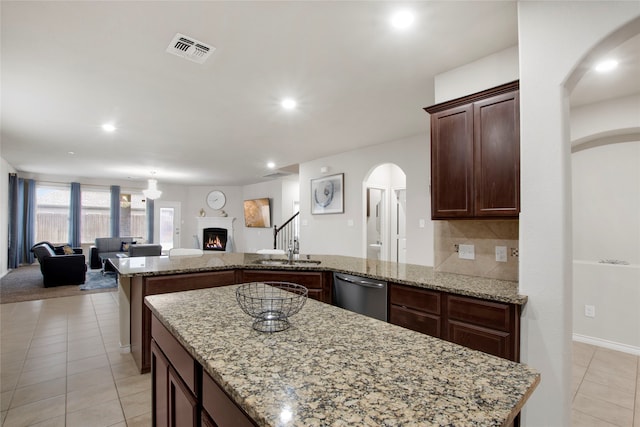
151, 316, 198, 396
447, 295, 512, 332
146, 270, 237, 295
202, 371, 255, 427
389, 305, 441, 338
448, 320, 512, 360
389, 284, 440, 315
241, 270, 324, 289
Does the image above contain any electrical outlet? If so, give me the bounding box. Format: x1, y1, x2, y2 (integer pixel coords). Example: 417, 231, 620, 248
584, 305, 595, 318
496, 246, 508, 262
458, 244, 475, 260
511, 248, 519, 257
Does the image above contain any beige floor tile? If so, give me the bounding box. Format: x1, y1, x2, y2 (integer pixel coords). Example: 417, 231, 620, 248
0, 372, 19, 392
115, 373, 151, 398
2, 395, 65, 427
67, 353, 110, 375
126, 411, 152, 427
573, 393, 634, 427
1, 389, 13, 412
65, 398, 125, 427
32, 326, 67, 339
1, 410, 6, 424
585, 364, 637, 395
1, 357, 24, 375
572, 409, 619, 426
577, 379, 635, 410
26, 341, 67, 359
23, 351, 67, 372
29, 333, 68, 348
67, 327, 101, 342
121, 389, 152, 420
66, 366, 113, 392
17, 361, 66, 388
66, 381, 119, 413
10, 377, 66, 409
110, 358, 141, 380
572, 363, 588, 398
29, 415, 66, 426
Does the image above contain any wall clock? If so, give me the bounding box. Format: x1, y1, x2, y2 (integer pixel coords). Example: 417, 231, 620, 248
206, 190, 226, 210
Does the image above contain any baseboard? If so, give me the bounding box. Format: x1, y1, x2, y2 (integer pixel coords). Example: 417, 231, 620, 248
573, 333, 640, 356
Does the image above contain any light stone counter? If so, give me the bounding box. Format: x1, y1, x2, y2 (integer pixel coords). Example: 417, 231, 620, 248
146, 286, 539, 427
114, 252, 526, 305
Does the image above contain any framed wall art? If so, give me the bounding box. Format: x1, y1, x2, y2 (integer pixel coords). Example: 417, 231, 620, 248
243, 198, 272, 227
311, 173, 344, 214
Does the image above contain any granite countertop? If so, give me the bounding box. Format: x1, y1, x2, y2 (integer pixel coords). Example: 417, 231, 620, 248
114, 252, 527, 305
146, 286, 540, 427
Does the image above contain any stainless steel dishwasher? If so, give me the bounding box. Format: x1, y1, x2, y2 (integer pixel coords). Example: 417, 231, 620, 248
332, 272, 387, 321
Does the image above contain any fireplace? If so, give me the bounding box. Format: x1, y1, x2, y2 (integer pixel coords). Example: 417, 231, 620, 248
203, 228, 227, 251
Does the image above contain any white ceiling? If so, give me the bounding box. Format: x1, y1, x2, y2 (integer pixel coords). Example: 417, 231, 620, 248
1, 2, 637, 187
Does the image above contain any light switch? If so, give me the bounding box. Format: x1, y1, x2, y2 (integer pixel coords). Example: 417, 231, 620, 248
458, 244, 475, 260
419, 219, 425, 228
347, 219, 354, 227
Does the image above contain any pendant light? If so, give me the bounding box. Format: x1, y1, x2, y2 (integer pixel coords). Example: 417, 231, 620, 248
143, 173, 162, 200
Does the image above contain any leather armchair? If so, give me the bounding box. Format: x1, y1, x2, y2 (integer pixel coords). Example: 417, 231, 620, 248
31, 242, 87, 287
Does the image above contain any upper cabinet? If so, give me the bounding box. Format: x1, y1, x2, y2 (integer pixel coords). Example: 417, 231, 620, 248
425, 81, 520, 219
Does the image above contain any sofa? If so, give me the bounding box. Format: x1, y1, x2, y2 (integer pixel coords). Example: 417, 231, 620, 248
90, 237, 162, 272
90, 237, 137, 270
31, 242, 87, 287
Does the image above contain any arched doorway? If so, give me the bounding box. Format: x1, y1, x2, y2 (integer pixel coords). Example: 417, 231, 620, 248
363, 163, 406, 263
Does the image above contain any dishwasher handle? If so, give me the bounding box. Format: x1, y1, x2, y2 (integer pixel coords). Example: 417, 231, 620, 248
334, 274, 385, 289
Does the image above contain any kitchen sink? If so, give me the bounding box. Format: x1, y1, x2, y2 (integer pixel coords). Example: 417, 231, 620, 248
253, 259, 321, 266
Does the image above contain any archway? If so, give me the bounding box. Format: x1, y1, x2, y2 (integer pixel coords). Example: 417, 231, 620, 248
363, 163, 406, 262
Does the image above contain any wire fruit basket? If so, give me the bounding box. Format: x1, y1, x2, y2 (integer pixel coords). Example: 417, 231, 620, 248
236, 282, 308, 333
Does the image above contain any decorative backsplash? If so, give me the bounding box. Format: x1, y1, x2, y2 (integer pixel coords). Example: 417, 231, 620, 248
434, 220, 519, 281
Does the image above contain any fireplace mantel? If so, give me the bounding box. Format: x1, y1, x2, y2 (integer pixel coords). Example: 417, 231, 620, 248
196, 217, 235, 252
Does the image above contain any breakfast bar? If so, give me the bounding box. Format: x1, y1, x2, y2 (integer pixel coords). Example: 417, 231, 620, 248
145, 285, 539, 427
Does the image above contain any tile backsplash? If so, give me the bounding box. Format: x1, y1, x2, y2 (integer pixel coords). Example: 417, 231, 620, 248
434, 220, 519, 281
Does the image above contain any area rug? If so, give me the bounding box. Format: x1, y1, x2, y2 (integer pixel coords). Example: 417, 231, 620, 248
0, 265, 117, 304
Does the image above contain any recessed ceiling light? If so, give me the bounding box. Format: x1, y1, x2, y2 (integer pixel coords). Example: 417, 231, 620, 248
102, 123, 116, 132
68, 151, 75, 155
391, 10, 414, 29
281, 98, 297, 110
267, 161, 276, 169
594, 59, 618, 73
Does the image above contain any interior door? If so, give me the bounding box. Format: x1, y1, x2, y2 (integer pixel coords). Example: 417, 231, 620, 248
155, 201, 181, 251
392, 189, 407, 264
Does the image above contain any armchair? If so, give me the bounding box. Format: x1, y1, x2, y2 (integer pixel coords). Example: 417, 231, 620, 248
31, 242, 87, 287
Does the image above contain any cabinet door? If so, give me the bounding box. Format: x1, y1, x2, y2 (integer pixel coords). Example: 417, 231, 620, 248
473, 91, 520, 217
430, 104, 474, 219
389, 305, 441, 337
241, 270, 329, 303
151, 340, 169, 427
447, 320, 512, 360
168, 366, 198, 427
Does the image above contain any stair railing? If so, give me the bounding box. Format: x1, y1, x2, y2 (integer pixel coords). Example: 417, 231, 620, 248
273, 212, 300, 251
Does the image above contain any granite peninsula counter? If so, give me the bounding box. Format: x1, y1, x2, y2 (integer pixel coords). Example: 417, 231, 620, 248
145, 286, 539, 427
112, 253, 528, 373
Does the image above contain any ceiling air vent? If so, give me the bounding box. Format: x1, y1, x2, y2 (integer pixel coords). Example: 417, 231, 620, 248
263, 171, 293, 180
166, 33, 215, 64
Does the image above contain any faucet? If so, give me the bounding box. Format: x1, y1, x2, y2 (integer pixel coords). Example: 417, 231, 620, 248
293, 238, 299, 255
287, 243, 294, 263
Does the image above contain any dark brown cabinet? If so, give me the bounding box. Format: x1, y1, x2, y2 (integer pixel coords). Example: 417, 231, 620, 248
151, 314, 256, 427
425, 81, 520, 219
240, 269, 331, 304
388, 283, 520, 362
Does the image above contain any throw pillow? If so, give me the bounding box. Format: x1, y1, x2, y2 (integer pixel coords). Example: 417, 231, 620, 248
62, 245, 74, 255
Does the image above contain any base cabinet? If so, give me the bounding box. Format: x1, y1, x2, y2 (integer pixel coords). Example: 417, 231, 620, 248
388, 283, 520, 362
151, 314, 256, 427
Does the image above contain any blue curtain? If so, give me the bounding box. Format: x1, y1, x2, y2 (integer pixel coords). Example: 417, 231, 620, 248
110, 185, 120, 237
146, 198, 154, 243
69, 182, 81, 247
24, 179, 36, 264
8, 174, 19, 268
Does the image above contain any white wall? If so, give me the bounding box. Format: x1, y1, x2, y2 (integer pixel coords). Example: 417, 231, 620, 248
1, 156, 17, 278
518, 3, 640, 426
299, 134, 433, 266
434, 45, 519, 103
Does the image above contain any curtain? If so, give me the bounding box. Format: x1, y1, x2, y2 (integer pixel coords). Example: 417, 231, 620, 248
8, 174, 19, 268
24, 179, 36, 264
69, 182, 81, 247
110, 185, 120, 237
146, 198, 154, 243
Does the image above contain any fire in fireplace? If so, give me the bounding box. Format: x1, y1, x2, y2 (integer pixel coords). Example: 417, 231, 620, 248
203, 228, 227, 251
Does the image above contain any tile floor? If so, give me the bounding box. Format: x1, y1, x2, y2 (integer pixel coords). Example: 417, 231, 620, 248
0, 292, 638, 426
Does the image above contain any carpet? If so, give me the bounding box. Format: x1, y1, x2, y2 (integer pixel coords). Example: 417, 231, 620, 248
0, 265, 117, 304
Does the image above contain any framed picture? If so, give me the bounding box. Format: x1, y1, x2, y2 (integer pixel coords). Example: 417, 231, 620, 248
243, 198, 271, 227
311, 173, 344, 214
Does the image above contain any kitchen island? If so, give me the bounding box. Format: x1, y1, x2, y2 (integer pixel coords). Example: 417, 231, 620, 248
113, 253, 527, 372
145, 285, 539, 427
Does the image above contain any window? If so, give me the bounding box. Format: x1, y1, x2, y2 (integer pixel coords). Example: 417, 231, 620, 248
81, 187, 111, 244
35, 183, 70, 244
121, 192, 148, 242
